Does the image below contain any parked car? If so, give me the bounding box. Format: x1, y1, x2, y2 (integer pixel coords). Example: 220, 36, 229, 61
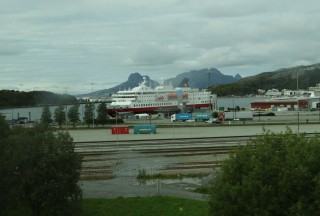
205, 119, 222, 124
185, 119, 195, 122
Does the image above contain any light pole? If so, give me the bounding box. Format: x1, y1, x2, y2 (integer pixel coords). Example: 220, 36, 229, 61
92, 105, 95, 128
172, 120, 175, 143
318, 99, 320, 122
64, 87, 68, 131
297, 104, 300, 133
232, 97, 235, 124
297, 72, 300, 134
91, 83, 95, 128
116, 111, 119, 161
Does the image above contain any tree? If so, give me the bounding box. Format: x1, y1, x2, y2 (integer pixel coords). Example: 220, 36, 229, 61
83, 102, 94, 127
40, 105, 52, 127
0, 114, 10, 138
67, 104, 80, 128
97, 102, 108, 126
209, 129, 320, 215
0, 120, 82, 216
54, 104, 66, 129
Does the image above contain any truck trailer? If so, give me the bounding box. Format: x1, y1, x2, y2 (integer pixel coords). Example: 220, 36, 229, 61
223, 111, 253, 120
194, 112, 212, 121
171, 113, 192, 122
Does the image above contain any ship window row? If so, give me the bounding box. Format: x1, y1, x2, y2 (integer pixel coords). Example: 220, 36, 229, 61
114, 96, 136, 99
134, 102, 172, 107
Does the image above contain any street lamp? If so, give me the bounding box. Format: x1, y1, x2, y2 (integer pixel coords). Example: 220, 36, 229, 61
297, 99, 300, 134
64, 87, 68, 131
65, 105, 67, 130
91, 83, 95, 128
92, 104, 95, 128
116, 111, 118, 149
318, 98, 320, 122
172, 120, 175, 143
232, 97, 235, 124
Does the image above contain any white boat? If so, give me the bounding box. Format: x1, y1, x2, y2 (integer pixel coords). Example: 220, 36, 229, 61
107, 78, 216, 114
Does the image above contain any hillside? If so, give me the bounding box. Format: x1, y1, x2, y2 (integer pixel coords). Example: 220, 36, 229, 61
210, 63, 320, 96
164, 68, 241, 88
0, 90, 77, 108
81, 68, 241, 98
79, 73, 159, 98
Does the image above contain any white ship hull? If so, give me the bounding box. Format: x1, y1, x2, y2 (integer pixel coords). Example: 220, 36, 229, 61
107, 78, 216, 114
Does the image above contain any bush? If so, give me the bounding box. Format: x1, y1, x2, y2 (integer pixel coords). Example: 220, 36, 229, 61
209, 129, 320, 215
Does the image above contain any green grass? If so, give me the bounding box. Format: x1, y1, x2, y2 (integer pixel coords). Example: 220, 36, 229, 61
2, 196, 208, 216
137, 169, 209, 180
81, 196, 208, 216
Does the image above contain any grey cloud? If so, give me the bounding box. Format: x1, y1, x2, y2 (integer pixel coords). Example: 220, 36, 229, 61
124, 43, 181, 66
0, 44, 26, 56
1, 0, 320, 94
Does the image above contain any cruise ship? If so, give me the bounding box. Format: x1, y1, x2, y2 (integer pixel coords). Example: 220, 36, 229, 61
107, 78, 216, 114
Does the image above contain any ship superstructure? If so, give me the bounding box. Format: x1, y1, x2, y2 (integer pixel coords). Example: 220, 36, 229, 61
107, 78, 215, 114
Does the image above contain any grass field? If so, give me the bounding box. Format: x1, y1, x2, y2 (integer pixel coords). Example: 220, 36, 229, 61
81, 196, 209, 216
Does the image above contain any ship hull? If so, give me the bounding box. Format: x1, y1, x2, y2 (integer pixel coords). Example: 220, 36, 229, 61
107, 103, 212, 114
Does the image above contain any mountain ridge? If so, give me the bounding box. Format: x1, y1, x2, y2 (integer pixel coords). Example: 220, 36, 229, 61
79, 68, 241, 97
210, 63, 320, 96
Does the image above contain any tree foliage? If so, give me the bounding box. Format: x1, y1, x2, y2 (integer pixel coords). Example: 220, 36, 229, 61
209, 129, 320, 215
40, 105, 52, 127
97, 102, 108, 125
67, 104, 80, 128
0, 114, 10, 138
83, 102, 94, 127
54, 104, 66, 129
0, 120, 82, 216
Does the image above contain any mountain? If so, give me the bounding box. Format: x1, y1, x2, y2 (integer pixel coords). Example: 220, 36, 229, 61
78, 73, 159, 98
164, 68, 241, 88
78, 68, 242, 98
211, 63, 320, 96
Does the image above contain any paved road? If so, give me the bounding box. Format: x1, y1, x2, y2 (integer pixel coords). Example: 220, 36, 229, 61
69, 123, 320, 143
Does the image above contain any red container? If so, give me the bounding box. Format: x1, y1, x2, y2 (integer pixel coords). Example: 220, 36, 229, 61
112, 126, 129, 134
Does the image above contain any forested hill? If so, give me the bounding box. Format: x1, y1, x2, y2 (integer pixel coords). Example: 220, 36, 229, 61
0, 90, 77, 108
210, 64, 320, 96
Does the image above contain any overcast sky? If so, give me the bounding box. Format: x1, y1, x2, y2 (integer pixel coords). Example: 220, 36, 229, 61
1, 0, 320, 94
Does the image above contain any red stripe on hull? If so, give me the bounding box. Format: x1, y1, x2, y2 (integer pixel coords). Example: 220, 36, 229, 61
107, 106, 178, 114
107, 103, 212, 114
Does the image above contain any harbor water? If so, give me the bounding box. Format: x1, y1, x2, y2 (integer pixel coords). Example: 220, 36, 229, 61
0, 97, 262, 121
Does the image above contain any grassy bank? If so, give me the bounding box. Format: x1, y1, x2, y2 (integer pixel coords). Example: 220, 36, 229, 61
81, 196, 208, 216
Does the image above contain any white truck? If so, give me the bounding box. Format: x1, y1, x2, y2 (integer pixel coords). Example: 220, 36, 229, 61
223, 111, 253, 120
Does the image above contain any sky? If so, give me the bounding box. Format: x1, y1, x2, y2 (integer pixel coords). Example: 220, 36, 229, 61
1, 0, 320, 95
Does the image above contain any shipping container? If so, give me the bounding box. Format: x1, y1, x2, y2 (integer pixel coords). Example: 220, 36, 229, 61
133, 125, 157, 134
112, 126, 129, 134
194, 112, 212, 121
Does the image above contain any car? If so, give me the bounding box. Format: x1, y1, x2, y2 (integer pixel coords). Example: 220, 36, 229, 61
185, 119, 195, 122
205, 119, 222, 124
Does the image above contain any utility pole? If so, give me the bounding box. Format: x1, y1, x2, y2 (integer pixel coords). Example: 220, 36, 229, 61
90, 83, 95, 128
297, 72, 300, 134
64, 87, 69, 131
